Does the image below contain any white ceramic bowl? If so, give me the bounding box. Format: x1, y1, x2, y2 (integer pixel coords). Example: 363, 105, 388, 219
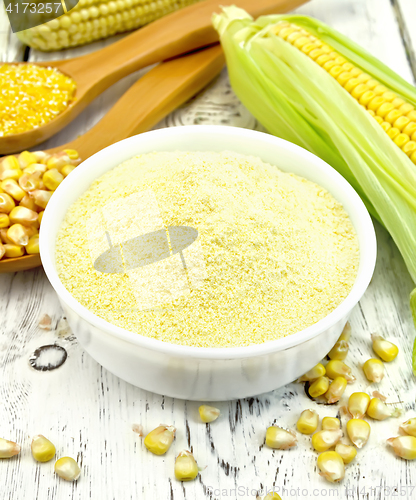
41, 125, 376, 401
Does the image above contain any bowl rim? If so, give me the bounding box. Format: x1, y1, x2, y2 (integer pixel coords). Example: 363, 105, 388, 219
40, 125, 377, 360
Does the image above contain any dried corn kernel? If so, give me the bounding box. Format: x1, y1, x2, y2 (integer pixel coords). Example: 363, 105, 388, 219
265, 426, 297, 449
346, 418, 371, 448
54, 457, 81, 481
325, 376, 347, 404
363, 358, 384, 383
309, 376, 330, 398
0, 214, 9, 228
328, 340, 349, 360
338, 322, 351, 342
312, 429, 342, 452
30, 190, 53, 209
3, 244, 25, 258
401, 418, 416, 437
317, 451, 345, 483
38, 211, 44, 224
367, 398, 402, 420
299, 363, 326, 382
264, 494, 282, 500
64, 149, 79, 160
0, 168, 22, 182
199, 405, 220, 423
26, 234, 40, 254
43, 169, 64, 191
297, 409, 319, 434
0, 64, 76, 137
0, 193, 15, 213
174, 450, 198, 481
61, 165, 75, 177
0, 437, 20, 458
9, 206, 38, 225
335, 443, 357, 464
326, 360, 355, 383
371, 334, 399, 362
348, 392, 371, 419
20, 194, 37, 211
144, 425, 176, 455
7, 224, 29, 246
1, 179, 25, 202
322, 417, 340, 431
18, 151, 38, 168
387, 436, 416, 460
0, 244, 5, 260
31, 435, 56, 462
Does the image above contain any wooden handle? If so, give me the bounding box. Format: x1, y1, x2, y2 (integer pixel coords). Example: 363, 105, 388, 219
47, 44, 225, 158
57, 0, 308, 99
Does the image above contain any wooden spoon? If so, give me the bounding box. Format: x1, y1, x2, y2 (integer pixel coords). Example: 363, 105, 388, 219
0, 44, 225, 273
0, 0, 308, 154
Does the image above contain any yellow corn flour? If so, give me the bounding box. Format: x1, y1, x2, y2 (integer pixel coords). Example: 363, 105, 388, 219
56, 151, 359, 348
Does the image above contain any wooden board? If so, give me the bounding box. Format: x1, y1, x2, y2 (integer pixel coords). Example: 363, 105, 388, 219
1, 1, 416, 498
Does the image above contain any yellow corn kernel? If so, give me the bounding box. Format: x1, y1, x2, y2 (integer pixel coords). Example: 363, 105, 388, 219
3, 244, 25, 258
18, 151, 38, 168
26, 235, 40, 254
23, 163, 47, 175
19, 194, 37, 211
328, 340, 349, 360
43, 169, 64, 191
1, 156, 19, 171
273, 21, 290, 34
322, 417, 340, 431
0, 179, 26, 202
317, 451, 345, 483
351, 83, 369, 99
322, 60, 338, 71
381, 122, 392, 132
392, 116, 410, 131
384, 109, 404, 125
299, 363, 326, 382
286, 32, 303, 44
1, 229, 13, 244
0, 437, 20, 458
363, 358, 384, 383
0, 193, 16, 214
371, 334, 399, 362
382, 91, 397, 102
356, 73, 371, 83
54, 457, 81, 481
0, 244, 5, 260
296, 409, 319, 434
7, 224, 29, 246
308, 376, 330, 398
9, 206, 38, 226
365, 79, 380, 90
336, 72, 353, 86
329, 66, 343, 78
375, 115, 384, 124
315, 54, 332, 66
394, 133, 410, 148
199, 405, 220, 423
325, 360, 355, 383
373, 84, 388, 96
293, 36, 312, 49
387, 127, 400, 140
391, 97, 406, 108
312, 429, 342, 452
264, 494, 282, 500
334, 443, 357, 464
402, 141, 416, 157
38, 211, 44, 225
346, 418, 371, 448
302, 43, 319, 55
30, 190, 53, 209
63, 149, 79, 160
325, 376, 347, 404
265, 426, 297, 450
367, 397, 401, 421
0, 168, 23, 182
367, 109, 376, 117
387, 436, 416, 460
407, 110, 416, 121
61, 165, 75, 177
174, 450, 198, 481
377, 102, 395, 118
367, 96, 387, 112
403, 122, 416, 137
359, 90, 376, 106
411, 151, 416, 164
348, 392, 371, 419
309, 48, 327, 60
31, 435, 56, 462
0, 214, 9, 228
19, 172, 42, 192
279, 27, 298, 40
32, 151, 49, 163
401, 418, 416, 437
144, 425, 176, 455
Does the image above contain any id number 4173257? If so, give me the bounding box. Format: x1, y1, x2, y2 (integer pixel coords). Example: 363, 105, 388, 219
6, 3, 62, 13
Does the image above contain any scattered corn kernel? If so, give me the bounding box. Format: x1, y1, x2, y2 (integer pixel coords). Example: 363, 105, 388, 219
264, 494, 282, 500
43, 169, 64, 191
299, 363, 326, 382
322, 417, 341, 431
26, 234, 40, 254
335, 443, 357, 464
31, 435, 56, 462
363, 358, 384, 383
309, 376, 330, 398
325, 376, 347, 404
348, 392, 371, 419
401, 418, 416, 437
328, 340, 349, 360
371, 334, 399, 362
174, 450, 198, 481
346, 418, 371, 448
297, 409, 319, 434
0, 437, 20, 458
367, 398, 402, 420
144, 425, 176, 455
199, 405, 220, 423
387, 436, 416, 460
0, 193, 15, 214
64, 149, 79, 160
265, 426, 297, 449
326, 360, 355, 383
317, 451, 345, 483
54, 457, 81, 481
312, 429, 342, 452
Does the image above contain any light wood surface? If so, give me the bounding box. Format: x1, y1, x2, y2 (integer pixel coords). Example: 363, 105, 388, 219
0, 0, 307, 154
1, 1, 416, 499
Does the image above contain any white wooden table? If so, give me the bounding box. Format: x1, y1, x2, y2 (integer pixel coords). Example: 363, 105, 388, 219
1, 1, 416, 498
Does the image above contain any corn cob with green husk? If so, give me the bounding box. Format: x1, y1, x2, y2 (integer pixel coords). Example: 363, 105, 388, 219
213, 7, 416, 375
16, 0, 200, 50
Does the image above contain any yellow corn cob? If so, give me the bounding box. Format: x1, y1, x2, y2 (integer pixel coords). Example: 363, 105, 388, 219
17, 0, 201, 51
273, 21, 416, 165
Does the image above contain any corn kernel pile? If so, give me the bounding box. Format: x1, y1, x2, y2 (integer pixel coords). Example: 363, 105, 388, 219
0, 149, 80, 260
0, 64, 76, 137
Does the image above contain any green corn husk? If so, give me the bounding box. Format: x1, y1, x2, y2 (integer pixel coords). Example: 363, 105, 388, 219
213, 7, 416, 375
